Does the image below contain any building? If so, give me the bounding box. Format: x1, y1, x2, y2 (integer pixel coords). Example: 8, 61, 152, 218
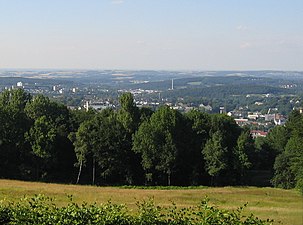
234, 118, 249, 126
250, 130, 268, 138
16, 82, 23, 87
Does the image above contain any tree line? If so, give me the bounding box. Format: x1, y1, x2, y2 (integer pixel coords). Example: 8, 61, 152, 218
0, 89, 301, 191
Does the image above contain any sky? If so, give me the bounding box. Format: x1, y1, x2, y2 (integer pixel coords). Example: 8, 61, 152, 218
0, 0, 302, 71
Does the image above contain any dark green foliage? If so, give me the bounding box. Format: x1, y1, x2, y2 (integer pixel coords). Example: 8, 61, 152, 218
272, 136, 303, 191
286, 110, 303, 136
271, 153, 295, 189
116, 93, 144, 185
270, 111, 303, 193
0, 90, 302, 190
0, 89, 32, 179
209, 114, 241, 150
118, 92, 140, 133
201, 114, 245, 185
252, 137, 275, 170
232, 131, 253, 183
25, 96, 75, 181
133, 106, 178, 185
69, 108, 96, 132
185, 110, 210, 185
71, 108, 141, 185
133, 106, 193, 185
0, 195, 272, 225
25, 116, 57, 159
296, 159, 303, 194
202, 131, 228, 179
139, 107, 154, 122
266, 126, 289, 154
0, 90, 76, 182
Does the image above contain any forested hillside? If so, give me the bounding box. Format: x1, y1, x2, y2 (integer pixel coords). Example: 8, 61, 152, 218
0, 89, 302, 192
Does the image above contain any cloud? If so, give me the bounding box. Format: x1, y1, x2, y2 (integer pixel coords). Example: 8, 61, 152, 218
111, 0, 124, 4
236, 25, 248, 31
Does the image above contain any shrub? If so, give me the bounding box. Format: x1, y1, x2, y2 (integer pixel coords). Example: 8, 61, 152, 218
0, 195, 272, 225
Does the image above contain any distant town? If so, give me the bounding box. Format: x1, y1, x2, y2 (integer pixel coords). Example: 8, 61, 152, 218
1, 69, 303, 137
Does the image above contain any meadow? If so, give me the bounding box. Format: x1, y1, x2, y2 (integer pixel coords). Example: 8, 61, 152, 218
0, 179, 302, 225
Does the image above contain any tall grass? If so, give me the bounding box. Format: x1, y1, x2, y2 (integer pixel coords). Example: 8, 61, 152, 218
0, 180, 302, 224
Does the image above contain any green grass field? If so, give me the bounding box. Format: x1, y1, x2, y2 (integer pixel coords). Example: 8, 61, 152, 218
0, 179, 302, 225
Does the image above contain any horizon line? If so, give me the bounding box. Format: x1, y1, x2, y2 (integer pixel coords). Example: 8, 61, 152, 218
0, 68, 302, 72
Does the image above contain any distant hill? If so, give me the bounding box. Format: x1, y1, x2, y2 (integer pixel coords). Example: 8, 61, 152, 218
0, 77, 74, 86
128, 75, 303, 92
162, 84, 293, 99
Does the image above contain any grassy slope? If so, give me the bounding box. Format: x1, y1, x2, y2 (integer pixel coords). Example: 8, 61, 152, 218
0, 179, 302, 225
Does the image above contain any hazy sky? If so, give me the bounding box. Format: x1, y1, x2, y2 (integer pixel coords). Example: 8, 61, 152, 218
0, 0, 302, 70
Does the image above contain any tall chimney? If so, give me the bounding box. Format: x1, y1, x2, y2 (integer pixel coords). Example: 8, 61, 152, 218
171, 79, 174, 90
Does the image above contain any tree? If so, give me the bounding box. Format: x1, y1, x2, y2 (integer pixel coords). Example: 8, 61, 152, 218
253, 137, 275, 170
139, 107, 154, 123
270, 111, 303, 192
25, 95, 70, 133
266, 126, 290, 154
0, 89, 31, 146
25, 116, 56, 159
0, 89, 31, 179
232, 131, 253, 183
271, 152, 295, 189
25, 116, 57, 179
133, 106, 189, 185
71, 109, 140, 185
117, 92, 140, 133
25, 94, 75, 182
272, 136, 303, 191
295, 157, 303, 194
185, 110, 211, 185
25, 94, 55, 120
201, 114, 243, 185
186, 110, 211, 143
92, 112, 135, 185
286, 110, 303, 136
209, 114, 241, 151
202, 131, 228, 185
69, 119, 93, 184
69, 108, 96, 132
117, 93, 144, 184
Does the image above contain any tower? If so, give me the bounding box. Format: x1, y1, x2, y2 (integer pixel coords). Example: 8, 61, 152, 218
171, 79, 174, 90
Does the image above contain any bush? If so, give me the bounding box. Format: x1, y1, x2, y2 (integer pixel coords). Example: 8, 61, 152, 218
0, 195, 273, 225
